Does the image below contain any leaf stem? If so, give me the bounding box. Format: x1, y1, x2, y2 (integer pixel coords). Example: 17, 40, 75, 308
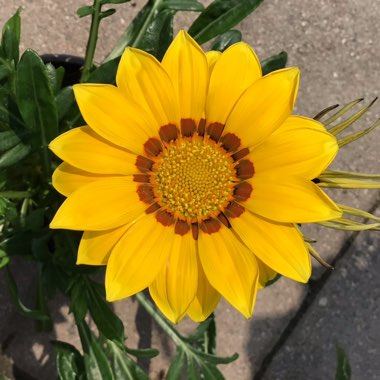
0, 191, 31, 199
81, 0, 103, 82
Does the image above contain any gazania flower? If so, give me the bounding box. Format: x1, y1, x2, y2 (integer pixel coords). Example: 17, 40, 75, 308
50, 30, 341, 323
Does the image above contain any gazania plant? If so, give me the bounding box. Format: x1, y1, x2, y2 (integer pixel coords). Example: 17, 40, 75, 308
0, 0, 379, 379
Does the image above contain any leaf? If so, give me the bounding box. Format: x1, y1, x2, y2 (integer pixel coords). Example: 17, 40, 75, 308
0, 142, 31, 169
46, 63, 64, 95
0, 130, 22, 153
261, 51, 288, 75
1, 26, 19, 64
197, 351, 239, 365
101, 0, 131, 3
166, 348, 186, 380
0, 247, 10, 268
210, 29, 242, 52
199, 362, 225, 380
86, 280, 125, 342
125, 346, 159, 359
69, 278, 88, 322
335, 344, 351, 380
188, 0, 264, 44
16, 49, 58, 144
161, 0, 204, 11
100, 9, 117, 19
52, 341, 85, 380
2, 8, 21, 44
77, 5, 94, 18
88, 57, 120, 84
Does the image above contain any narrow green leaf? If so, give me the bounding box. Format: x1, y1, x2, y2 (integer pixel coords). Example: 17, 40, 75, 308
77, 5, 94, 18
101, 0, 130, 3
210, 30, 242, 52
16, 49, 58, 143
265, 273, 282, 287
313, 103, 339, 121
0, 142, 31, 169
335, 344, 351, 380
0, 66, 10, 81
338, 203, 380, 222
46, 63, 65, 94
186, 357, 199, 380
2, 8, 21, 44
0, 130, 22, 153
161, 0, 204, 11
88, 57, 120, 84
338, 118, 380, 147
1, 26, 19, 63
0, 248, 10, 268
200, 363, 224, 380
69, 278, 88, 322
52, 341, 85, 380
86, 280, 125, 342
188, 0, 264, 44
166, 348, 186, 380
197, 351, 239, 365
323, 98, 363, 127
100, 9, 117, 19
125, 346, 159, 359
261, 51, 288, 75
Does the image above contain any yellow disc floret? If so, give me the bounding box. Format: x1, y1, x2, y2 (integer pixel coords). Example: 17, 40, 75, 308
153, 137, 235, 221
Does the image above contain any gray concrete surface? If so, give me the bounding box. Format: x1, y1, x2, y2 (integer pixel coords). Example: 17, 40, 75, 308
0, 0, 380, 379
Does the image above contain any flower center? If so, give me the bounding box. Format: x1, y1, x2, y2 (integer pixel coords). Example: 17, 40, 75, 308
152, 137, 236, 222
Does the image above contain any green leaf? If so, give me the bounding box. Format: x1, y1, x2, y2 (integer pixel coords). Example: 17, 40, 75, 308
107, 340, 149, 380
100, 9, 117, 19
2, 8, 21, 44
16, 49, 58, 144
265, 273, 282, 287
0, 247, 10, 268
1, 26, 19, 63
188, 0, 264, 44
46, 63, 64, 94
4, 266, 50, 321
186, 357, 199, 380
101, 0, 130, 3
88, 57, 120, 84
261, 51, 288, 75
210, 29, 242, 52
125, 346, 159, 359
69, 278, 88, 322
161, 0, 204, 11
197, 351, 239, 365
335, 344, 351, 380
77, 5, 94, 18
200, 363, 225, 380
52, 341, 85, 380
86, 280, 125, 342
0, 142, 31, 169
166, 348, 186, 380
0, 130, 22, 153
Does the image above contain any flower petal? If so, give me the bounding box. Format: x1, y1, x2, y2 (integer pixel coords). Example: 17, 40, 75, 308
49, 126, 138, 175
244, 175, 342, 223
50, 177, 145, 231
77, 224, 130, 265
230, 211, 311, 282
105, 214, 172, 301
251, 116, 338, 179
224, 68, 300, 148
149, 233, 197, 323
73, 84, 156, 154
198, 225, 259, 318
187, 254, 221, 322
206, 42, 262, 125
206, 50, 221, 73
52, 163, 110, 197
116, 48, 180, 127
162, 30, 208, 123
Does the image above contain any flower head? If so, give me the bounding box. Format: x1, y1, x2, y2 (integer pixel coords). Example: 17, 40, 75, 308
50, 31, 341, 323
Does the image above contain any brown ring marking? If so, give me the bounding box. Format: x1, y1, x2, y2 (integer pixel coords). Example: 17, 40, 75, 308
145, 202, 161, 214
181, 119, 197, 137
135, 155, 154, 173
197, 118, 206, 136
133, 174, 151, 183
159, 124, 179, 143
233, 182, 253, 202
217, 212, 231, 228
156, 209, 175, 226
144, 138, 163, 157
175, 219, 191, 235
200, 218, 221, 234
232, 148, 250, 162
206, 122, 224, 142
137, 184, 155, 204
191, 223, 199, 240
221, 133, 241, 153
235, 159, 255, 180
224, 202, 245, 218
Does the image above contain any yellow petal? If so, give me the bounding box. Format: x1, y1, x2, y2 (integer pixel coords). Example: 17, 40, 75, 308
244, 175, 342, 223
206, 42, 262, 125
162, 30, 208, 124
198, 225, 259, 318
116, 48, 180, 127
49, 126, 138, 175
105, 214, 173, 301
251, 116, 339, 179
52, 163, 110, 197
149, 233, 197, 323
224, 68, 300, 148
50, 177, 145, 231
256, 258, 278, 288
73, 84, 156, 154
187, 254, 221, 322
206, 51, 221, 74
230, 211, 311, 282
77, 224, 130, 265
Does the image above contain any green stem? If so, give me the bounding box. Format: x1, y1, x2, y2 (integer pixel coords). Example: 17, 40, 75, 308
81, 0, 103, 82
0, 191, 31, 199
135, 292, 183, 346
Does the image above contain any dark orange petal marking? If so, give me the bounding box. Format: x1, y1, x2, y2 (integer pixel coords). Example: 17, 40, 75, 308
144, 138, 163, 157
224, 202, 245, 218
133, 174, 151, 183
136, 155, 154, 173
191, 223, 199, 240
236, 160, 254, 180
217, 212, 231, 228
156, 209, 175, 226
233, 182, 253, 201
197, 118, 206, 136
175, 219, 190, 235
145, 202, 161, 214
200, 218, 221, 234
159, 124, 179, 143
221, 133, 241, 153
232, 148, 250, 162
206, 122, 224, 141
181, 119, 197, 137
137, 184, 155, 204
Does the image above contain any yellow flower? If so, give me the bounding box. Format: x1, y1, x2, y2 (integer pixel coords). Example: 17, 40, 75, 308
49, 31, 341, 323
